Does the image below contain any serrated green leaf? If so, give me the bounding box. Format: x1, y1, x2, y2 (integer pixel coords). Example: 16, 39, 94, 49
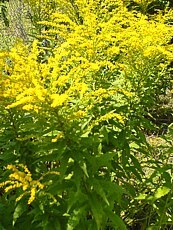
13, 202, 27, 226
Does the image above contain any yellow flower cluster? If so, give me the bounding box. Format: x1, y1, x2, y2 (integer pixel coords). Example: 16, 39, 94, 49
73, 110, 86, 118
89, 112, 125, 130
0, 0, 172, 128
0, 164, 60, 204
0, 41, 49, 112
99, 112, 124, 125
50, 93, 69, 108
0, 164, 44, 204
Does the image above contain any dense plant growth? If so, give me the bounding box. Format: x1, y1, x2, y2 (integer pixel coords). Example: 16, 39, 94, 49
0, 0, 172, 229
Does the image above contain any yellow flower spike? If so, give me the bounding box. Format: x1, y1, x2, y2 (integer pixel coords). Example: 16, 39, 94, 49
28, 188, 36, 205
24, 167, 32, 175
16, 192, 28, 202
37, 182, 44, 190
51, 132, 64, 143
74, 110, 86, 118
45, 171, 60, 176
51, 94, 69, 107
15, 182, 23, 188
22, 105, 34, 112
113, 113, 125, 125
9, 173, 20, 180
22, 183, 29, 191
120, 89, 133, 97
51, 138, 58, 143
7, 164, 16, 170
4, 182, 22, 192
25, 175, 32, 182
72, 82, 88, 97
95, 112, 125, 126
5, 185, 14, 193
0, 181, 10, 187
107, 46, 120, 56
30, 180, 37, 186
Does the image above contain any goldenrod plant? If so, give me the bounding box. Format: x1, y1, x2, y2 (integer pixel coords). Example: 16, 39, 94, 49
0, 0, 172, 229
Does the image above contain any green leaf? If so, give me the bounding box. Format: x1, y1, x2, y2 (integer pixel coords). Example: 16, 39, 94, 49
105, 207, 127, 230
96, 151, 115, 166
91, 179, 110, 206
100, 126, 109, 144
67, 190, 87, 213
81, 131, 90, 137
154, 186, 170, 199
100, 181, 124, 204
130, 154, 144, 175
135, 193, 147, 200
67, 206, 87, 230
88, 193, 104, 229
98, 143, 102, 154
13, 202, 27, 226
80, 162, 89, 178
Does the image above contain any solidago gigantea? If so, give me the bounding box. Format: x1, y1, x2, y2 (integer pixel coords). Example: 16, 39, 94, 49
0, 0, 172, 126
0, 1, 173, 228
